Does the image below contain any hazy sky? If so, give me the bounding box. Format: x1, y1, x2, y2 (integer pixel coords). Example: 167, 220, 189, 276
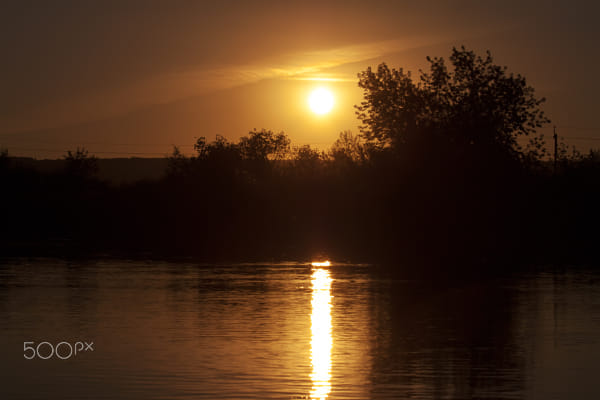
1, 0, 599, 157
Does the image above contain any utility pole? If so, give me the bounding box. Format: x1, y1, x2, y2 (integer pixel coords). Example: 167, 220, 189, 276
553, 125, 558, 175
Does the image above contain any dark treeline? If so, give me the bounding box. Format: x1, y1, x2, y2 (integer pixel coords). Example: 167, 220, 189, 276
1, 47, 599, 271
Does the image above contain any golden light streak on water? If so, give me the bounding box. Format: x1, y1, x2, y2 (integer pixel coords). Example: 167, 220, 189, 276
310, 268, 333, 400
311, 261, 331, 267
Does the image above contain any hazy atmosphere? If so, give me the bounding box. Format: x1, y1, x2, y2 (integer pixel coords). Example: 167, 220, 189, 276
2, 0, 599, 157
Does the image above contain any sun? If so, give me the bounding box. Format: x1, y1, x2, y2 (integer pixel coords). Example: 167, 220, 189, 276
308, 88, 334, 115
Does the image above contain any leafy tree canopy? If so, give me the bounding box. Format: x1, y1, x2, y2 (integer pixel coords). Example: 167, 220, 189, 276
238, 129, 291, 161
356, 46, 550, 162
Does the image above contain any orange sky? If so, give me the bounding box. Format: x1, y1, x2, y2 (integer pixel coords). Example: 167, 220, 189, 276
1, 1, 599, 157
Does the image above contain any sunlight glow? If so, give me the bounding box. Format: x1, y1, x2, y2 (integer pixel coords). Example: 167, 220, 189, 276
293, 76, 354, 82
310, 268, 333, 400
308, 88, 334, 115
311, 261, 331, 267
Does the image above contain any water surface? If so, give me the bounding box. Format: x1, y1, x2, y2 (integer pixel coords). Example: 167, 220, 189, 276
1, 259, 599, 399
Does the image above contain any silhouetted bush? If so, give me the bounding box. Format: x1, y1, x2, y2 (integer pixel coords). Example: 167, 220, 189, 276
64, 147, 98, 179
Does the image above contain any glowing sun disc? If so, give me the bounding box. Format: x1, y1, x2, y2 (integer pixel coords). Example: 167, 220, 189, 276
308, 88, 334, 115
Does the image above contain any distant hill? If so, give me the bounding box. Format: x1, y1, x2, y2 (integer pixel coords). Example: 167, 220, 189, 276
10, 157, 168, 184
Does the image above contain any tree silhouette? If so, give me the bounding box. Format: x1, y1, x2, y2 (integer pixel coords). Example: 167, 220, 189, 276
0, 147, 8, 171
295, 144, 322, 162
64, 147, 98, 178
194, 135, 241, 164
166, 131, 293, 180
293, 144, 323, 175
238, 129, 291, 161
329, 131, 368, 164
166, 146, 190, 177
356, 47, 550, 163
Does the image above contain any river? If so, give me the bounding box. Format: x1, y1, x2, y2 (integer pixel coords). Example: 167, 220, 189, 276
1, 259, 599, 399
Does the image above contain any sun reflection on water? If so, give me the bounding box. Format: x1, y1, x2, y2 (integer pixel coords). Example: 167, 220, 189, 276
311, 261, 331, 267
310, 268, 333, 400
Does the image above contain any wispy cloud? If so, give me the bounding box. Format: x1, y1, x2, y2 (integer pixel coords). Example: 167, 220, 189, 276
202, 35, 448, 86
4, 36, 445, 134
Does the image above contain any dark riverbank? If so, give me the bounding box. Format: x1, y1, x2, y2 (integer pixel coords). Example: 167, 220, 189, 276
1, 149, 598, 273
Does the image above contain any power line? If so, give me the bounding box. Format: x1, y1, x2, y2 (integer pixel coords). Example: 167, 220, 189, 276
556, 125, 600, 131
2, 146, 171, 156
0, 140, 194, 147
566, 137, 600, 141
